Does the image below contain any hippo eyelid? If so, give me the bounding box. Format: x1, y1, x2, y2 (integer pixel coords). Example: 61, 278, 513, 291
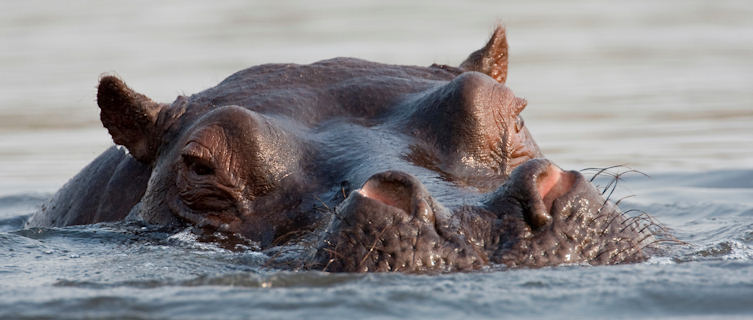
182, 154, 215, 176
182, 141, 213, 159
515, 115, 524, 132
181, 141, 216, 176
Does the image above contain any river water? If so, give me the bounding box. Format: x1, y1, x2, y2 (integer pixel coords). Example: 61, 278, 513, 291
2, 0, 752, 319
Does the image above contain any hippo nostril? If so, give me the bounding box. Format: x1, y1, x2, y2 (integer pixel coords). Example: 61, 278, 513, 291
522, 163, 578, 229
537, 165, 576, 215
487, 159, 581, 230
359, 175, 413, 214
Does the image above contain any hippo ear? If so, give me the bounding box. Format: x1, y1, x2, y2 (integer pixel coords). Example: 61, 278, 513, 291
97, 75, 165, 163
459, 26, 509, 84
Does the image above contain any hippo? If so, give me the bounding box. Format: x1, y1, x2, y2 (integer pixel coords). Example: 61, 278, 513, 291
27, 27, 657, 272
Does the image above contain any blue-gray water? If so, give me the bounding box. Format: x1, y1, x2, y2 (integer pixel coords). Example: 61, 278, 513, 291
1, 1, 752, 319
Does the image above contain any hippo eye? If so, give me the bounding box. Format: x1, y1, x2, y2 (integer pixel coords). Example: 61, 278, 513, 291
515, 115, 525, 132
182, 154, 215, 176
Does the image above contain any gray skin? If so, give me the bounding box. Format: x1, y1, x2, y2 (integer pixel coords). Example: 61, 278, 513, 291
27, 27, 653, 272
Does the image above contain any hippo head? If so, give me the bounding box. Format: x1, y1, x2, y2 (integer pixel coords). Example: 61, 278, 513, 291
94, 27, 653, 271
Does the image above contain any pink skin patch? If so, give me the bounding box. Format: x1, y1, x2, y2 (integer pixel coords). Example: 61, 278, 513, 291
537, 164, 575, 214
358, 180, 411, 213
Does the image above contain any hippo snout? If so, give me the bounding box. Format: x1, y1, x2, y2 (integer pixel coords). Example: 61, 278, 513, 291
315, 160, 652, 272
316, 170, 483, 272
483, 159, 652, 267
488, 159, 580, 230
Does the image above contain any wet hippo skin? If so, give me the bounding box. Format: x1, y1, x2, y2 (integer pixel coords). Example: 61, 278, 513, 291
27, 27, 655, 272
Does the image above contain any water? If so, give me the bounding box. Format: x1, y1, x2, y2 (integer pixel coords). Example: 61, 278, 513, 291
2, 0, 752, 319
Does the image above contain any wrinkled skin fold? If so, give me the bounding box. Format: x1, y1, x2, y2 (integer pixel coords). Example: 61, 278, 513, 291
27, 27, 656, 272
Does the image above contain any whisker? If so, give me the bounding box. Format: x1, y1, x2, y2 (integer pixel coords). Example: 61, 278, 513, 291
581, 164, 626, 182
582, 165, 650, 183
637, 223, 654, 235
621, 210, 672, 234
601, 176, 618, 196
592, 193, 615, 225
636, 233, 654, 245
600, 211, 624, 236
323, 247, 345, 259
313, 195, 331, 211
617, 169, 650, 179
602, 169, 634, 200
358, 224, 391, 270
613, 195, 636, 207
620, 211, 651, 225
593, 248, 611, 261
610, 245, 636, 264
623, 209, 649, 216
640, 238, 688, 250
588, 212, 609, 227
321, 258, 334, 272
619, 216, 652, 234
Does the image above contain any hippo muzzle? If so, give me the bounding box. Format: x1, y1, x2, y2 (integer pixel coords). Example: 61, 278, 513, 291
316, 159, 652, 272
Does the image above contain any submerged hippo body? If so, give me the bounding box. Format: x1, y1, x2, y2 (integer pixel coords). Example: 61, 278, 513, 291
27, 27, 653, 272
